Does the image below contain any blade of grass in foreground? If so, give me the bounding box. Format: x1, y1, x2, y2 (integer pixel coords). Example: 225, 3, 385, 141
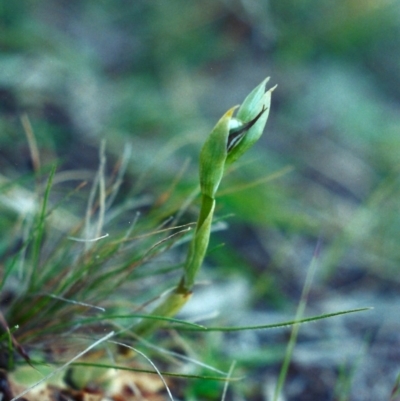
168, 307, 371, 332
68, 362, 244, 381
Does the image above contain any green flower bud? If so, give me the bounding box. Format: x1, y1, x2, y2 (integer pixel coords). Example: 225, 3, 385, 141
199, 78, 275, 198
226, 77, 276, 165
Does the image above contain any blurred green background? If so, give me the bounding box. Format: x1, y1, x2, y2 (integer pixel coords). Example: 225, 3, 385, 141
1, 1, 400, 399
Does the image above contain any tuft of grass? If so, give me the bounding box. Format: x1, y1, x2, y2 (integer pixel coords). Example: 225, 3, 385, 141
1, 147, 203, 398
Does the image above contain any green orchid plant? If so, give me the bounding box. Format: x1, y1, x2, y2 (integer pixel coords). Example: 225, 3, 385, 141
136, 77, 276, 336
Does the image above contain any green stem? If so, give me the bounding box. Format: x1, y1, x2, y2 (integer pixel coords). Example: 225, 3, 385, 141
181, 194, 215, 291
135, 193, 215, 337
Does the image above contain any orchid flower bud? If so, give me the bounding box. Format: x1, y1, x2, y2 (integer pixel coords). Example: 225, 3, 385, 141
226, 77, 276, 165
199, 78, 275, 199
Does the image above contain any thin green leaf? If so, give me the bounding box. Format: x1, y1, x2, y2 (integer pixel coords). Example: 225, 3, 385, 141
173, 308, 372, 332
69, 362, 244, 381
